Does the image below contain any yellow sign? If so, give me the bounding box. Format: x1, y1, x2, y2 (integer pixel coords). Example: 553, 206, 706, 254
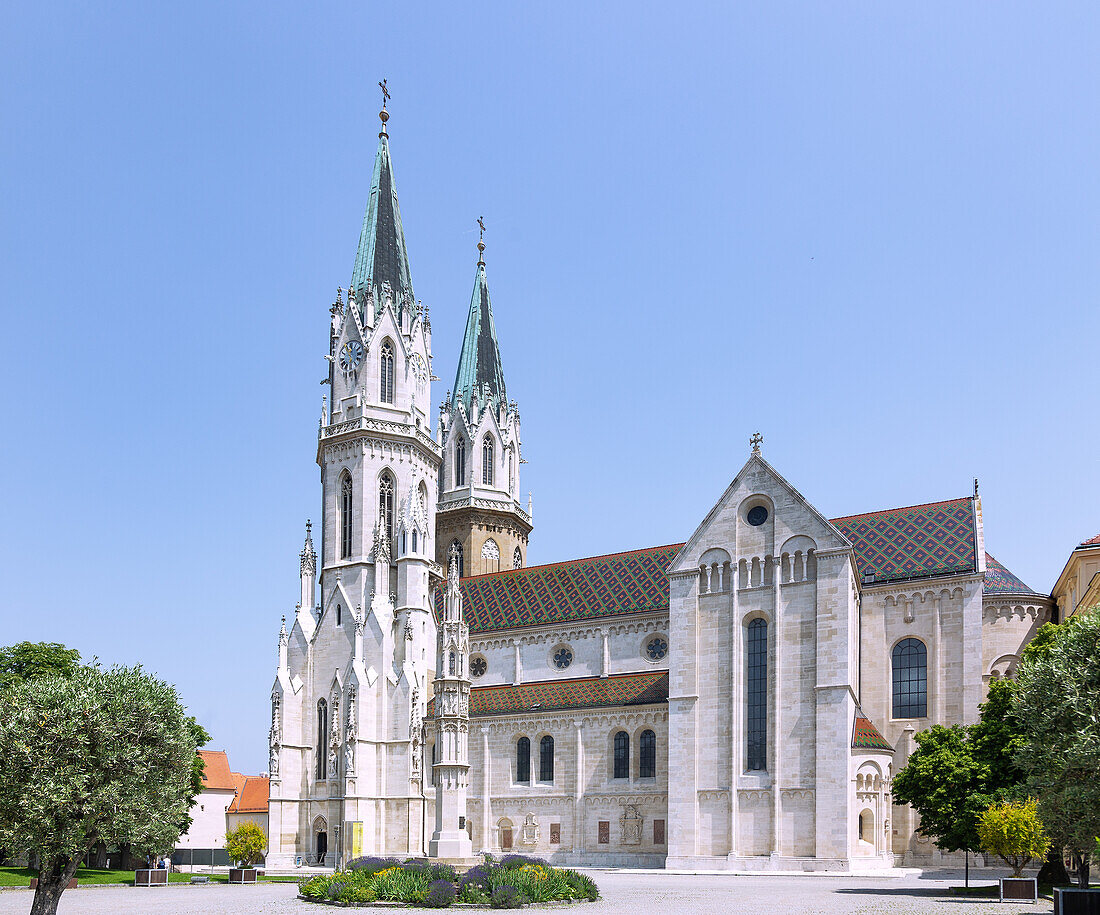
348, 821, 364, 858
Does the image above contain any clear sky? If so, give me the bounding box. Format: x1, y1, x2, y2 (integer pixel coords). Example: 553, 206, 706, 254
2, 2, 1097, 775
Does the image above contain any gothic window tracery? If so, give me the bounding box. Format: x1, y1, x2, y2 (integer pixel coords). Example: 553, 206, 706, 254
553, 646, 573, 669
482, 538, 500, 573
513, 547, 523, 569
639, 729, 656, 778
482, 438, 494, 486
470, 655, 487, 678
456, 439, 466, 486
892, 638, 928, 718
645, 635, 668, 661
746, 618, 767, 771
380, 340, 395, 403
316, 699, 329, 780
379, 471, 395, 549
340, 473, 353, 559
613, 731, 629, 779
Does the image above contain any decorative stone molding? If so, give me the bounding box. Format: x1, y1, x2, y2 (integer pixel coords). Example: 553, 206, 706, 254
697, 789, 730, 801
620, 805, 643, 844
584, 793, 665, 807
736, 789, 770, 802
780, 788, 815, 801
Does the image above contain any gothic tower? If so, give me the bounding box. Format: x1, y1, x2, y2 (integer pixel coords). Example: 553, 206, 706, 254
428, 551, 473, 859
268, 99, 440, 867
436, 235, 531, 577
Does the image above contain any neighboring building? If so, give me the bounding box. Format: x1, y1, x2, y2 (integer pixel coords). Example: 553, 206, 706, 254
266, 103, 1052, 870
174, 750, 269, 868
1052, 534, 1100, 621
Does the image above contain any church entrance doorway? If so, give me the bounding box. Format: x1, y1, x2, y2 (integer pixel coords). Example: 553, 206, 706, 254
498, 819, 513, 851
314, 816, 328, 865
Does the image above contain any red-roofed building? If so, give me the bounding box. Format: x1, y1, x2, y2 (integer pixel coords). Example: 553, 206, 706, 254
1052, 534, 1100, 620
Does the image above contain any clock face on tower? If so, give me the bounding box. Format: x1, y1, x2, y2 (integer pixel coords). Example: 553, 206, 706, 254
339, 340, 364, 373
410, 353, 427, 388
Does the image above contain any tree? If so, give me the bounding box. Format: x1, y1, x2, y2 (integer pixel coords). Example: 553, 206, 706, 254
0, 642, 81, 692
1014, 609, 1100, 888
225, 822, 267, 869
977, 799, 1049, 877
0, 664, 203, 915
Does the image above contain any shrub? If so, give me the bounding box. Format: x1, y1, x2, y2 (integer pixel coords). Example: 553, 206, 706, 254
225, 822, 267, 868
560, 868, 600, 901
326, 880, 344, 901
499, 853, 548, 869
977, 799, 1049, 877
491, 883, 527, 908
423, 878, 456, 908
347, 855, 401, 875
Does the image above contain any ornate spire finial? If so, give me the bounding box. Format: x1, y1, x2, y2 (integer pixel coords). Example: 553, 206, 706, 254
477, 216, 486, 265
974, 477, 979, 496
378, 78, 391, 133
750, 432, 763, 454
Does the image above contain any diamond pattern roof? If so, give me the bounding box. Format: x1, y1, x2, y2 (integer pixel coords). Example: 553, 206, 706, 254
984, 552, 1040, 596
445, 499, 980, 633
852, 713, 893, 752
427, 671, 669, 717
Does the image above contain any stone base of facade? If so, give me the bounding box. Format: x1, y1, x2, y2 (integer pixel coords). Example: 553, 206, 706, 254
664, 854, 895, 872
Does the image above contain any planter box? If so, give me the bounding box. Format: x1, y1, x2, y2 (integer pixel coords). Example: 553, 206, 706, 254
28, 878, 77, 890
134, 869, 168, 886
1055, 888, 1100, 915
1000, 877, 1037, 903
229, 868, 258, 884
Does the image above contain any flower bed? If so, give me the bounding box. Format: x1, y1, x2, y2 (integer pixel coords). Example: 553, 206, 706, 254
298, 855, 599, 908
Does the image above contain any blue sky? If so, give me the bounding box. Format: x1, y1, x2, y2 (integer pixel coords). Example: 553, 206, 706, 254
2, 2, 1097, 774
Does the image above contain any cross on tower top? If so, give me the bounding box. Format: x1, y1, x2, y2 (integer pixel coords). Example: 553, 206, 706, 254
378, 78, 390, 108
750, 432, 764, 454
477, 216, 486, 263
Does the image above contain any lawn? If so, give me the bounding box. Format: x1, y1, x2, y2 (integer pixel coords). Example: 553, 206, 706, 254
0, 867, 299, 887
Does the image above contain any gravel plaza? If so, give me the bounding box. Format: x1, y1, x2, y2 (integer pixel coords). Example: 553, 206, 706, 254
0, 870, 1055, 915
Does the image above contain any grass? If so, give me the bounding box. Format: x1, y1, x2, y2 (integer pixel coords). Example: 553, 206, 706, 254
0, 867, 299, 887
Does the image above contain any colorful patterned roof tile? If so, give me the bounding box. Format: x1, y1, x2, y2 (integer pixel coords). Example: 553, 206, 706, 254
428, 671, 669, 717
831, 498, 976, 585
454, 544, 682, 635
852, 713, 893, 752
984, 553, 1041, 596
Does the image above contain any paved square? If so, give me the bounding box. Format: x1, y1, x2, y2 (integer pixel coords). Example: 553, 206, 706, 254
0, 871, 1054, 914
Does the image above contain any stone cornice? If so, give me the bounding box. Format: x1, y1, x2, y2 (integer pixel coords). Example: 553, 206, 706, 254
318, 416, 442, 461
438, 496, 532, 528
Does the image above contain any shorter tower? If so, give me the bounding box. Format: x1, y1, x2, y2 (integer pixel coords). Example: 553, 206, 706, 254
428, 551, 473, 860
437, 232, 531, 576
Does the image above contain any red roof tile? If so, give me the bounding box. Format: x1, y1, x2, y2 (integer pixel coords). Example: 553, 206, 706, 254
228, 776, 270, 814
198, 750, 236, 791
852, 714, 892, 752
1080, 533, 1100, 547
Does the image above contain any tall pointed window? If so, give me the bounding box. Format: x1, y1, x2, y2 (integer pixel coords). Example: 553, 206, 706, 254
450, 540, 464, 578
482, 438, 494, 486
746, 618, 767, 771
513, 547, 523, 569
639, 729, 657, 778
509, 451, 515, 494
892, 638, 928, 718
613, 731, 629, 779
340, 474, 353, 559
539, 735, 554, 782
379, 471, 395, 549
316, 699, 329, 779
516, 737, 530, 783
380, 340, 395, 404
482, 538, 500, 573
455, 439, 466, 486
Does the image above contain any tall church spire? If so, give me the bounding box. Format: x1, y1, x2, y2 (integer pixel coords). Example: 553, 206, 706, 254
350, 95, 415, 323
452, 230, 507, 416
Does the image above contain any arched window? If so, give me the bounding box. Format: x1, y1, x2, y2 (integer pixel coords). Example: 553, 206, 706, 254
746, 618, 767, 771
482, 438, 494, 486
379, 471, 395, 548
316, 699, 328, 779
340, 473, 353, 559
513, 547, 523, 569
539, 735, 554, 782
516, 737, 530, 783
380, 340, 394, 403
336, 604, 342, 626
450, 540, 464, 578
449, 651, 456, 675
482, 538, 500, 573
455, 439, 466, 486
412, 531, 418, 552
892, 638, 928, 718
639, 729, 656, 778
613, 731, 629, 779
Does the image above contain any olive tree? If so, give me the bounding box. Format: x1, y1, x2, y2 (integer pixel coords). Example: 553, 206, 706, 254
0, 664, 202, 915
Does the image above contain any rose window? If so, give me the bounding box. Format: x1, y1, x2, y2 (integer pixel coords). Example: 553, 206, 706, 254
470, 656, 487, 678
646, 636, 668, 661
553, 646, 573, 670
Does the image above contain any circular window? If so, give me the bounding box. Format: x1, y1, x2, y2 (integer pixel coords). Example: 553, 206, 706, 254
645, 635, 668, 661
747, 505, 769, 526
552, 646, 573, 670
470, 655, 487, 678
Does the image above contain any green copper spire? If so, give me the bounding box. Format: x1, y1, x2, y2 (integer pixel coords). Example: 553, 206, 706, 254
453, 231, 507, 417
350, 101, 414, 322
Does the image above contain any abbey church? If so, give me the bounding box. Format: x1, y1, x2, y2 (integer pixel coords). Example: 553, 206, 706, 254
266, 103, 1051, 871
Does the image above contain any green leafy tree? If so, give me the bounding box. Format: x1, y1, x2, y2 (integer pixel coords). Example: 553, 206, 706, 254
226, 822, 267, 868
0, 642, 81, 692
0, 664, 203, 915
1014, 609, 1100, 888
977, 799, 1048, 877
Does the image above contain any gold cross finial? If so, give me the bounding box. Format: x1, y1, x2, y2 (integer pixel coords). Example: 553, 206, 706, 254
750, 432, 763, 454
378, 78, 390, 109
477, 216, 486, 264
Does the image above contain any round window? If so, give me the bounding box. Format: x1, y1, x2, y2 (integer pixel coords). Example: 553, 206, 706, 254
470, 656, 487, 678
645, 635, 668, 661
552, 646, 573, 670
747, 505, 769, 526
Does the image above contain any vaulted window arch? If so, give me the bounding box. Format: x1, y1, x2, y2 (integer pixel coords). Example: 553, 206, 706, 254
639, 729, 657, 778
340, 473, 353, 559
379, 340, 395, 403
379, 471, 395, 548
746, 618, 767, 771
482, 538, 500, 573
613, 731, 629, 779
316, 699, 329, 779
516, 736, 530, 783
455, 438, 466, 486
892, 638, 928, 718
539, 735, 554, 782
482, 438, 494, 486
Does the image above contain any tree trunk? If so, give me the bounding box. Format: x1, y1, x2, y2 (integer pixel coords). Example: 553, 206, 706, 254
1077, 855, 1090, 888
30, 856, 81, 915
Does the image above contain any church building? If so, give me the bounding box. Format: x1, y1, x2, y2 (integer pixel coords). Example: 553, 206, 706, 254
266, 102, 1051, 871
